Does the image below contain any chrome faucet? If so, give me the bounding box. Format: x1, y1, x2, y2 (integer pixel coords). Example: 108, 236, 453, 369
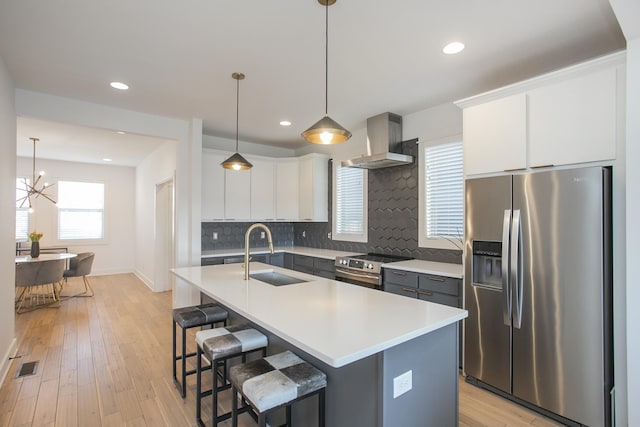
244, 223, 274, 280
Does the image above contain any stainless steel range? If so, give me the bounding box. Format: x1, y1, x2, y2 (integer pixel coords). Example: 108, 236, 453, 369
334, 253, 412, 289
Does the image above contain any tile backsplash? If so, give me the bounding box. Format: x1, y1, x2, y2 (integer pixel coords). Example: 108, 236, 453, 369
202, 222, 294, 250
202, 140, 461, 264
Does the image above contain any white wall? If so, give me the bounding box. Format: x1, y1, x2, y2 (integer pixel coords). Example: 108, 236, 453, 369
204, 134, 296, 158
624, 37, 639, 427
16, 157, 136, 275
0, 55, 17, 385
607, 2, 639, 424
135, 140, 178, 289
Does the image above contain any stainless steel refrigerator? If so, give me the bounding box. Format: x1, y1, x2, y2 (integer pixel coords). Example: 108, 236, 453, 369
464, 166, 613, 427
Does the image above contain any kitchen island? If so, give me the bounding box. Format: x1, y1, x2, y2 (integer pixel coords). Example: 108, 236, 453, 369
171, 262, 467, 427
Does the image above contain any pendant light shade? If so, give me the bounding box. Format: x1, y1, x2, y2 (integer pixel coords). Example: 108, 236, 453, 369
302, 0, 351, 145
221, 72, 253, 170
221, 151, 252, 171
302, 115, 351, 145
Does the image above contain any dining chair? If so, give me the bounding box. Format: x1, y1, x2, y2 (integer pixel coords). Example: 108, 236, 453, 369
15, 259, 65, 313
62, 252, 95, 297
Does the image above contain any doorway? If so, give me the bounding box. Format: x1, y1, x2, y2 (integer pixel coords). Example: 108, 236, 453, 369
154, 177, 175, 292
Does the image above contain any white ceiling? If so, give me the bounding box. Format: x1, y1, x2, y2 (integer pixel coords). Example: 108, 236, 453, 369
16, 117, 175, 167
0, 0, 625, 166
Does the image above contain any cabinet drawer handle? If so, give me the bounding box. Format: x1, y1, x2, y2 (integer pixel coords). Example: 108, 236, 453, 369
392, 271, 407, 276
531, 164, 554, 169
401, 287, 417, 293
503, 167, 526, 172
417, 290, 434, 296
427, 276, 445, 282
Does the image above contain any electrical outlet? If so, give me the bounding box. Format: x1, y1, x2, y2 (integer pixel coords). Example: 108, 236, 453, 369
393, 370, 412, 398
327, 232, 332, 239
212, 232, 218, 240
260, 231, 265, 239
302, 230, 306, 238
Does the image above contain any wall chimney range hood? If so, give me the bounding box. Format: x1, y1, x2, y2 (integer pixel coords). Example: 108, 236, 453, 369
342, 112, 414, 169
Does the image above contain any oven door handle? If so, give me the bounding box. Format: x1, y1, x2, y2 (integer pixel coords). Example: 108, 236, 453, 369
335, 268, 380, 283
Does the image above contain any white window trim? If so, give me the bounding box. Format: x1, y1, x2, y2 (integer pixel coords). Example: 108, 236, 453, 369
332, 162, 368, 243
418, 134, 463, 250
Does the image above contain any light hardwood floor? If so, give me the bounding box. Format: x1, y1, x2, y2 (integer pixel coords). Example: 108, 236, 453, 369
0, 273, 562, 426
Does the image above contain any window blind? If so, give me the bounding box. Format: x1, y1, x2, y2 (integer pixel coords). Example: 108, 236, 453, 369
58, 181, 105, 240
424, 141, 463, 238
16, 178, 29, 240
335, 166, 364, 235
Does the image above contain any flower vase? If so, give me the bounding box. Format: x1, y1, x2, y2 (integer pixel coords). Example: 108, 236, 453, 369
30, 241, 40, 258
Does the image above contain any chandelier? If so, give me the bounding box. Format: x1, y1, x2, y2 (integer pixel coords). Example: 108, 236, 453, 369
17, 137, 56, 212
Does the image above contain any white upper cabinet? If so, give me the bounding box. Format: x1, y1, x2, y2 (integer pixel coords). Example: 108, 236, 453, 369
249, 157, 275, 220
298, 154, 329, 221
456, 52, 623, 177
528, 68, 617, 168
201, 150, 329, 222
202, 150, 226, 220
224, 168, 251, 220
275, 158, 299, 220
463, 93, 527, 175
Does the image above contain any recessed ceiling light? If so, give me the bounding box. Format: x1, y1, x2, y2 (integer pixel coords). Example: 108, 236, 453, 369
110, 81, 129, 90
442, 42, 465, 55
280, 120, 292, 127
103, 158, 113, 162
116, 131, 126, 135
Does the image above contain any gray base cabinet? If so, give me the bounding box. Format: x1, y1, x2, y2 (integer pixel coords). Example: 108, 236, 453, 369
383, 267, 462, 366
383, 269, 462, 308
292, 254, 335, 279
201, 253, 277, 266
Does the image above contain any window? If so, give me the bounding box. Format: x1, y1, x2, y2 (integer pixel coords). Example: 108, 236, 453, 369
16, 178, 30, 240
58, 181, 105, 240
333, 164, 367, 242
418, 138, 463, 249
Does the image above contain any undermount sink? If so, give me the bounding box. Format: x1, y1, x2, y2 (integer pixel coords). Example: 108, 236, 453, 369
249, 271, 308, 287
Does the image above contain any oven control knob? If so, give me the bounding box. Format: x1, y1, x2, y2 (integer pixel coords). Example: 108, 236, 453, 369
367, 263, 373, 269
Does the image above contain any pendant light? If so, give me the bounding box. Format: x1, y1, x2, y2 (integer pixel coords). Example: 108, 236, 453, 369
221, 72, 253, 170
302, 0, 351, 145
17, 137, 56, 212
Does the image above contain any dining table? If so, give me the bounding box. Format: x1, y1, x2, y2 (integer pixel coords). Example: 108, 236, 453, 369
15, 253, 77, 263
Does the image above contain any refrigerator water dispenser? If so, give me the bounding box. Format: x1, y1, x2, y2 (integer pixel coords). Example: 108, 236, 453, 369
472, 241, 502, 289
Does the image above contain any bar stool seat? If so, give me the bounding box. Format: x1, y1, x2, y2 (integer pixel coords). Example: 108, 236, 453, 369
172, 303, 228, 398
174, 304, 229, 328
230, 350, 326, 427
195, 324, 268, 427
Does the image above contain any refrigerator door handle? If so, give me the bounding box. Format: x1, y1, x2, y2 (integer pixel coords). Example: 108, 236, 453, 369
511, 209, 524, 329
501, 209, 512, 326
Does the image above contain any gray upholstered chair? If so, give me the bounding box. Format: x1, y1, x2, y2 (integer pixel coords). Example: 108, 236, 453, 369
62, 252, 95, 297
15, 259, 65, 313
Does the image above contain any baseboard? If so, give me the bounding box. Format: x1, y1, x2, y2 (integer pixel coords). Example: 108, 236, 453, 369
0, 338, 18, 386
133, 270, 155, 292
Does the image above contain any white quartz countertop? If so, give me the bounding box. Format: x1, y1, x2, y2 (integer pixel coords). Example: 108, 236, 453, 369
382, 260, 463, 279
201, 246, 361, 260
171, 263, 467, 368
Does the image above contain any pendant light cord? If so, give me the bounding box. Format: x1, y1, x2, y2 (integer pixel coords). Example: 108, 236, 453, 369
325, 0, 329, 116
32, 138, 37, 184
235, 76, 240, 152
